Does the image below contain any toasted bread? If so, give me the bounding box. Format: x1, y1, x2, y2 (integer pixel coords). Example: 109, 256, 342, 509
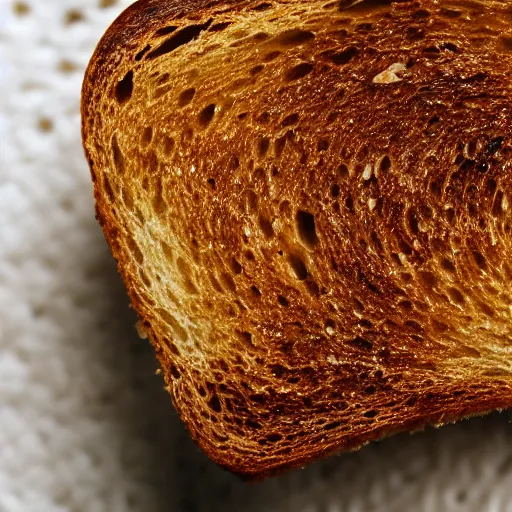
82, 0, 512, 477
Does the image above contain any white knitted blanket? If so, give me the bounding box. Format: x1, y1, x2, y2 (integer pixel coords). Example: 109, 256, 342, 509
1, 1, 512, 511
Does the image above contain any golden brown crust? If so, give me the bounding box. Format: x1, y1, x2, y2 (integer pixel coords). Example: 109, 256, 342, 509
82, 0, 512, 477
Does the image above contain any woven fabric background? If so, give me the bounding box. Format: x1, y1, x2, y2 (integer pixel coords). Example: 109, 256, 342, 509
1, 1, 512, 511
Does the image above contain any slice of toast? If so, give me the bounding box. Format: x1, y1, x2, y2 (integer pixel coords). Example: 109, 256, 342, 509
81, 0, 512, 478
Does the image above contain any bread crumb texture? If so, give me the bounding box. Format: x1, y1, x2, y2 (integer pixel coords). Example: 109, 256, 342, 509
82, 0, 512, 476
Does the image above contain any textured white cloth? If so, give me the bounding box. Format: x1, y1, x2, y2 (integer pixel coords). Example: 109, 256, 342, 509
1, 1, 512, 511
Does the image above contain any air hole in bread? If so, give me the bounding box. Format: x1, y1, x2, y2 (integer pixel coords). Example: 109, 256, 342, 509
152, 178, 166, 216
445, 207, 455, 224
209, 274, 224, 293
229, 155, 240, 171
281, 113, 299, 127
336, 163, 349, 178
288, 253, 308, 280
356, 22, 373, 32
135, 45, 151, 61
278, 295, 289, 307
237, 330, 254, 347
378, 155, 392, 174
285, 62, 314, 82
472, 251, 487, 271
64, 8, 84, 24
231, 258, 242, 274
254, 112, 270, 126
169, 364, 181, 379
440, 8, 462, 18
246, 419, 262, 429
364, 410, 378, 418
209, 22, 232, 32
251, 2, 272, 10
296, 210, 319, 249
274, 29, 315, 47
148, 20, 213, 60
429, 115, 440, 126
405, 320, 423, 333
418, 271, 437, 288
258, 215, 274, 238
350, 336, 372, 351
317, 138, 329, 151
479, 302, 494, 317
111, 134, 126, 173
250, 64, 265, 76
250, 285, 262, 297
250, 393, 266, 405
274, 135, 287, 157
423, 46, 441, 59
161, 135, 175, 156
115, 70, 134, 105
154, 84, 173, 99
398, 300, 413, 311
120, 185, 133, 210
329, 46, 359, 65
500, 36, 512, 51
176, 257, 191, 279
441, 258, 455, 272
269, 364, 286, 378
178, 87, 196, 107
413, 8, 430, 18
198, 104, 216, 128
243, 190, 258, 213
407, 208, 420, 236
488, 137, 503, 155
257, 136, 270, 157
352, 299, 364, 315
154, 26, 178, 37
401, 272, 413, 283
221, 272, 237, 292
331, 184, 340, 197
208, 394, 222, 413
253, 32, 270, 42
102, 175, 115, 202
177, 258, 199, 294
448, 287, 465, 305
492, 191, 504, 216
398, 239, 413, 255
325, 319, 336, 335
442, 42, 458, 53
267, 432, 283, 443
141, 126, 153, 146
264, 50, 281, 61
157, 308, 189, 342
430, 180, 442, 198
161, 241, 174, 263
368, 232, 381, 252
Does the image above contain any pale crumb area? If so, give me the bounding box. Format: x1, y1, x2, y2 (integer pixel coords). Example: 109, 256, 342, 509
373, 62, 407, 84
2, 0, 512, 511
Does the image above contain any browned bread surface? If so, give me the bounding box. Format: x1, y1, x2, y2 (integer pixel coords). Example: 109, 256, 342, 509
82, 0, 512, 477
